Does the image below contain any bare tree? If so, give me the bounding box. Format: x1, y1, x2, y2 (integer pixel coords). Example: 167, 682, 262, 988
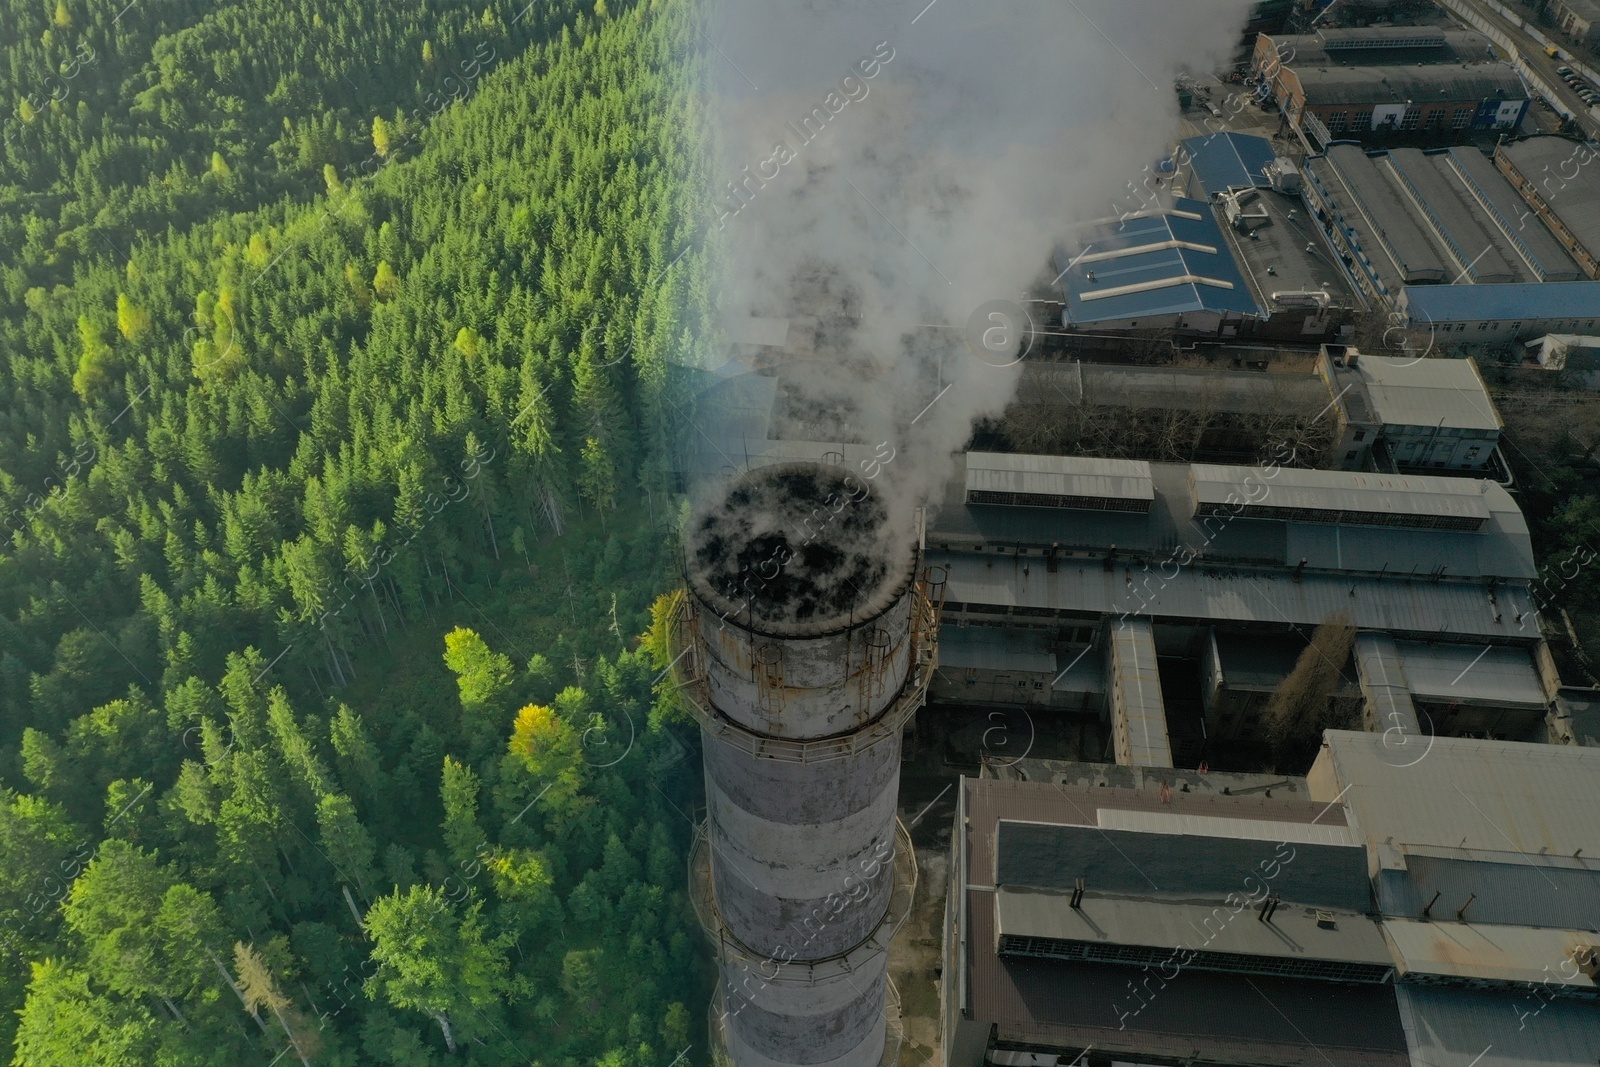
1264, 612, 1358, 771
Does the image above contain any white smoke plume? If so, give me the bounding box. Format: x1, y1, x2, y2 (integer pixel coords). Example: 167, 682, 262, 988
692, 0, 1252, 532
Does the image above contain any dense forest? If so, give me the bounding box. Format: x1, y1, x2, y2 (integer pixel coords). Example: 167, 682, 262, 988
1, 1, 715, 1064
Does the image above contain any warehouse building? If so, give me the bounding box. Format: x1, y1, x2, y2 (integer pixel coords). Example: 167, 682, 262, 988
943, 736, 1600, 1067
1303, 143, 1586, 304
1254, 27, 1528, 144
1314, 347, 1504, 473
927, 451, 1552, 764
1495, 136, 1600, 280
1398, 281, 1600, 340
942, 767, 1407, 1066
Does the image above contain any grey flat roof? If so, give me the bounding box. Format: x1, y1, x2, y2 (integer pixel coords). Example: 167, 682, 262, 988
996, 887, 1393, 968
1396, 986, 1600, 1067
1354, 354, 1502, 431
1294, 63, 1525, 106
1190, 464, 1495, 522
1324, 145, 1452, 285
1216, 186, 1365, 311
1316, 731, 1600, 858
1445, 146, 1586, 282
1386, 149, 1529, 284
936, 553, 1536, 640
1499, 137, 1600, 260
964, 452, 1153, 503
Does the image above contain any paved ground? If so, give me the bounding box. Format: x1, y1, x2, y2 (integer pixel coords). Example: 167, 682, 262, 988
1444, 0, 1600, 140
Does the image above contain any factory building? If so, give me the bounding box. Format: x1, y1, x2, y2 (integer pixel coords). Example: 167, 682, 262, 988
1253, 27, 1528, 144
1398, 281, 1600, 340
1314, 347, 1504, 473
1495, 136, 1600, 281
943, 735, 1600, 1067
927, 451, 1554, 766
942, 764, 1410, 1067
1303, 143, 1586, 305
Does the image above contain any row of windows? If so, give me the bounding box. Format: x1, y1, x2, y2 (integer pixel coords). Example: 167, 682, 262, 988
1323, 107, 1474, 133
1433, 319, 1597, 333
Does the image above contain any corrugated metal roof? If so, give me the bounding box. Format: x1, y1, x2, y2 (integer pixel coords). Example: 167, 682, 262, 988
935, 553, 1536, 639
1395, 986, 1600, 1067
1181, 132, 1277, 198
1056, 200, 1265, 325
964, 452, 1154, 504
1385, 149, 1528, 284
1324, 144, 1451, 284
1353, 354, 1502, 432
1190, 464, 1495, 522
1317, 731, 1600, 858
1500, 138, 1600, 263
1393, 640, 1544, 708
1110, 618, 1172, 768
932, 457, 1538, 581
1383, 918, 1600, 987
1355, 632, 1422, 737
1445, 147, 1585, 282
1402, 281, 1600, 325
962, 779, 1409, 1065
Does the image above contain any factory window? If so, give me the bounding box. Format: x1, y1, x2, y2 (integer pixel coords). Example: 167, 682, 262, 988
1327, 111, 1348, 132
1033, 681, 1044, 690
1478, 322, 1490, 330
1466, 447, 1481, 461
1401, 107, 1421, 130
1424, 108, 1445, 128
1352, 112, 1372, 132
1353, 430, 1366, 442
1345, 451, 1358, 461
1451, 110, 1471, 129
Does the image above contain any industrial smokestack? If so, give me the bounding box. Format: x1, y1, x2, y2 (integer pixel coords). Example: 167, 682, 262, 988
673, 462, 940, 1067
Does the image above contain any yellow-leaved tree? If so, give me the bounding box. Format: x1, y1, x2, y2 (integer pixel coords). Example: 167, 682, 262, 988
508, 699, 589, 816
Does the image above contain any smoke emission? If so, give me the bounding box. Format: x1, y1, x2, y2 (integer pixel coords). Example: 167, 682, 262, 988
692, 0, 1252, 531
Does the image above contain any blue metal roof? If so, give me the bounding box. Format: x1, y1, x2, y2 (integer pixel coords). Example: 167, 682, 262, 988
1055, 199, 1265, 326
1402, 281, 1600, 324
1180, 132, 1276, 199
